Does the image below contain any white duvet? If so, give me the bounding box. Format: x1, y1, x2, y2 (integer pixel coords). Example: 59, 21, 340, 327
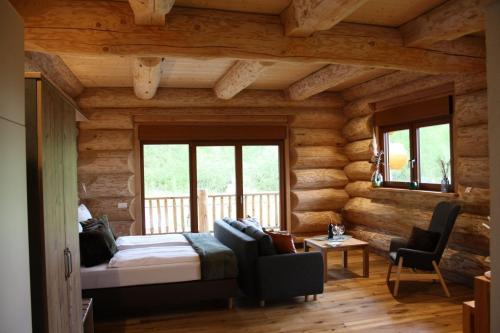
108, 246, 200, 268
115, 233, 189, 250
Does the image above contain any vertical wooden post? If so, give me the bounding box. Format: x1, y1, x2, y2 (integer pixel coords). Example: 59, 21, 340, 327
198, 189, 209, 232
485, 2, 500, 330
474, 276, 490, 333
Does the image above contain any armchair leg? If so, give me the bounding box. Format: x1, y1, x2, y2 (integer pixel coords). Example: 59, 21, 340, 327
313, 294, 318, 301
386, 263, 393, 282
305, 295, 309, 302
432, 261, 451, 297
228, 297, 234, 310
259, 300, 265, 307
393, 257, 403, 297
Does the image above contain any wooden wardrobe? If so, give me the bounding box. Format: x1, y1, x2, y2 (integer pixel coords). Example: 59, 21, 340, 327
25, 75, 82, 333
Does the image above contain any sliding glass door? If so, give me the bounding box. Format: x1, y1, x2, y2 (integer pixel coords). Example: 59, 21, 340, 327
196, 146, 236, 232
242, 145, 281, 230
142, 142, 284, 234
142, 144, 191, 234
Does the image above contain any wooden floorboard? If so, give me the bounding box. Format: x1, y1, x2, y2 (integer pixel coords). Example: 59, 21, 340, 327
95, 250, 471, 333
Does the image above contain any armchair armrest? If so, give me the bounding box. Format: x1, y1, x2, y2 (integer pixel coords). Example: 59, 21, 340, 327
390, 237, 408, 252
396, 248, 436, 271
256, 252, 324, 300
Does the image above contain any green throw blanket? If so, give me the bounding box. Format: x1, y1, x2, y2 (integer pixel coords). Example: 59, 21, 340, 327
183, 233, 238, 280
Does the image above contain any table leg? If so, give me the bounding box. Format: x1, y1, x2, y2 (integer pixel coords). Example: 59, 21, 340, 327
342, 250, 348, 268
321, 248, 328, 282
363, 246, 369, 278
304, 241, 309, 252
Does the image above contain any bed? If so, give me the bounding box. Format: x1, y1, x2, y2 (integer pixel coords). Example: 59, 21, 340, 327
81, 233, 239, 316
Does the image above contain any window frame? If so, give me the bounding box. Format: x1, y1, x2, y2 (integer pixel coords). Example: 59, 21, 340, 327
140, 139, 287, 234
378, 115, 454, 192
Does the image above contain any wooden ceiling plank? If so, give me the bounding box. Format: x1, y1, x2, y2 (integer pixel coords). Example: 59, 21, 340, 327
17, 2, 485, 75
132, 57, 163, 99
128, 0, 175, 25
287, 64, 374, 101
213, 60, 273, 100
400, 0, 485, 47
77, 87, 345, 109
281, 0, 369, 37
25, 51, 84, 97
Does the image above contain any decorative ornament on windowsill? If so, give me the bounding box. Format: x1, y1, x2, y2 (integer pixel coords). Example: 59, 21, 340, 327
439, 159, 451, 193
370, 150, 384, 187
369, 136, 384, 187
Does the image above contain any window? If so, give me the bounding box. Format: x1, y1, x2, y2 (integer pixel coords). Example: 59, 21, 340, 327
376, 96, 453, 191
139, 124, 287, 234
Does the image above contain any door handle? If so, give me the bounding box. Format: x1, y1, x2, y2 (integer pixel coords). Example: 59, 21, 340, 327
68, 249, 73, 278
64, 248, 72, 279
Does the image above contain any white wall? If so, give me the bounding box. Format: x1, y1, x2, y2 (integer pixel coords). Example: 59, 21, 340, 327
0, 1, 32, 332
486, 1, 500, 332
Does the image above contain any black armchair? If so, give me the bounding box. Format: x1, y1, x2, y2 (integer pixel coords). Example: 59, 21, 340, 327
387, 201, 460, 297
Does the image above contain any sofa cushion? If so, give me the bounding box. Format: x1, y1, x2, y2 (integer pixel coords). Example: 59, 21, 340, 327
265, 231, 296, 254
407, 226, 441, 252
229, 220, 248, 232
244, 226, 276, 256
238, 217, 262, 231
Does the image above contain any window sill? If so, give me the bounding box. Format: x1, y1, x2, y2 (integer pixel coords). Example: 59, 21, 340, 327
371, 187, 458, 198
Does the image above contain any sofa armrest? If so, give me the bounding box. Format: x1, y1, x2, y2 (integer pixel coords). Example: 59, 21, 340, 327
256, 252, 324, 300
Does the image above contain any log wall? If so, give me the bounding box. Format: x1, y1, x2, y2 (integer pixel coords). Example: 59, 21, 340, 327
77, 107, 347, 236
289, 112, 349, 236
341, 72, 490, 285
78, 115, 136, 236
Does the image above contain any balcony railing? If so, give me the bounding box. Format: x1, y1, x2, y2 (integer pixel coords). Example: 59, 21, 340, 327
144, 191, 280, 234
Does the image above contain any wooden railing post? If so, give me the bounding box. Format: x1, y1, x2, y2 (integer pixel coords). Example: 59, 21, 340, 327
198, 189, 209, 232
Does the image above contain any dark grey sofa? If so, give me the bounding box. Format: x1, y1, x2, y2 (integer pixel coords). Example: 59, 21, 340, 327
214, 220, 324, 306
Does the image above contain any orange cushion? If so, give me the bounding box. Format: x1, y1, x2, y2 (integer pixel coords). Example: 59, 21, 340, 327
265, 231, 297, 254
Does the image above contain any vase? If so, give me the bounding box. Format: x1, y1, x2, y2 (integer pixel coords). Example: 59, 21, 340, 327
441, 177, 450, 193
371, 170, 383, 187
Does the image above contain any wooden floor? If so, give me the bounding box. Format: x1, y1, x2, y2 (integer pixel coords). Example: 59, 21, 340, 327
95, 250, 472, 333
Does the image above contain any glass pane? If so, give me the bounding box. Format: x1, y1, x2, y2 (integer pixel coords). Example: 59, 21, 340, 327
243, 145, 280, 230
419, 123, 451, 184
143, 144, 191, 234
197, 146, 236, 232
386, 129, 411, 182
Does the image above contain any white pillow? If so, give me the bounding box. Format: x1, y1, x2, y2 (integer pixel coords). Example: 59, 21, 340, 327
78, 204, 92, 223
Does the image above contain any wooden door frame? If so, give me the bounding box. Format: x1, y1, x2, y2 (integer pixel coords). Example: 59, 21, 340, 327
139, 140, 287, 234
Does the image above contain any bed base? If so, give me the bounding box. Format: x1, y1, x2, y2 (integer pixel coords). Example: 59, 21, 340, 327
82, 278, 239, 318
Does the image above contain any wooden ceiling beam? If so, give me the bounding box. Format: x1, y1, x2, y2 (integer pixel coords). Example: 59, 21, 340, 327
400, 0, 485, 48
132, 57, 163, 99
214, 61, 273, 100
281, 0, 369, 37
128, 0, 175, 25
24, 51, 84, 97
341, 71, 428, 101
287, 64, 375, 101
17, 2, 484, 74
77, 87, 345, 109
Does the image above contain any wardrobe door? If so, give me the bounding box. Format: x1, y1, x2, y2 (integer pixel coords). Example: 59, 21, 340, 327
41, 79, 70, 333
61, 85, 83, 333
